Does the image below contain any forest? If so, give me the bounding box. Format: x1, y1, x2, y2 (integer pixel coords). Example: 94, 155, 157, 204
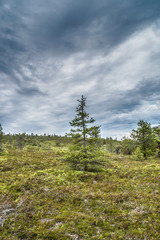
0, 96, 160, 239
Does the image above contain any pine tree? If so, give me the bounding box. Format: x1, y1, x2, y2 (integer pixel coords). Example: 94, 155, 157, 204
66, 95, 103, 171
0, 124, 4, 153
153, 126, 160, 157
131, 120, 157, 159
121, 137, 137, 155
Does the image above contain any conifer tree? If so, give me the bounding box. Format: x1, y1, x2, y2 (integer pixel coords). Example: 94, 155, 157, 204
0, 124, 4, 153
15, 133, 26, 151
66, 95, 103, 171
133, 147, 144, 161
131, 120, 157, 159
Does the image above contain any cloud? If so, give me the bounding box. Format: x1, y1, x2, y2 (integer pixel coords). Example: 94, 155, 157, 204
24, 0, 160, 56
16, 87, 46, 97
0, 0, 160, 138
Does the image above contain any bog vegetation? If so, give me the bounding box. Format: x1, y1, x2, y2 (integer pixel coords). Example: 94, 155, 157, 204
0, 96, 160, 239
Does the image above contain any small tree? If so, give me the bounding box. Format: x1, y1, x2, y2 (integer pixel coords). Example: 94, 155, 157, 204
153, 126, 160, 157
0, 124, 4, 153
131, 120, 157, 159
121, 137, 137, 155
15, 133, 26, 151
133, 147, 144, 161
66, 95, 103, 171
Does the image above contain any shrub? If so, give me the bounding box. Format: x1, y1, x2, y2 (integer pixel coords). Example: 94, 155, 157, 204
133, 147, 144, 161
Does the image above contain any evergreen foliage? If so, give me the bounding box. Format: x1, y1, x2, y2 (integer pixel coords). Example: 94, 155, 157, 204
66, 95, 104, 171
153, 126, 160, 157
133, 147, 144, 161
121, 137, 137, 155
0, 123, 4, 153
15, 133, 26, 151
131, 120, 157, 159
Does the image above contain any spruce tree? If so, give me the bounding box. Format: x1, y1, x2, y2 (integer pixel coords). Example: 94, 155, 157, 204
66, 95, 103, 171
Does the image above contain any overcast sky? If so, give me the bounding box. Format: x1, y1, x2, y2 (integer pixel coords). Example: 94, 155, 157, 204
1, 0, 160, 138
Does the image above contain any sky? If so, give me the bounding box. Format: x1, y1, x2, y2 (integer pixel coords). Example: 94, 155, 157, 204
0, 0, 160, 139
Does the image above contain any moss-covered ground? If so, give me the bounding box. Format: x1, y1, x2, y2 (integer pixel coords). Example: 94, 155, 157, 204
0, 147, 160, 239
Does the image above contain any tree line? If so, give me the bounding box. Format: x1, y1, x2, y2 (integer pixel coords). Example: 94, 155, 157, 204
0, 95, 160, 171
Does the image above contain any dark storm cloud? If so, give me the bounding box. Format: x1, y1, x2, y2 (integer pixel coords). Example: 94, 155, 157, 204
0, 1, 27, 84
0, 0, 159, 88
123, 77, 160, 109
0, 38, 25, 76
132, 77, 160, 102
104, 77, 160, 114
16, 87, 46, 97
28, 0, 160, 54
1, 0, 160, 62
0, 0, 159, 77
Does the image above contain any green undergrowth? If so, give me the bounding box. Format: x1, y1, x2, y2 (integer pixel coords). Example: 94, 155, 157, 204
0, 148, 160, 239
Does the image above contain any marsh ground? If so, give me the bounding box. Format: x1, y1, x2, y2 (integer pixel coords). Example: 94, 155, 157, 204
0, 144, 160, 239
